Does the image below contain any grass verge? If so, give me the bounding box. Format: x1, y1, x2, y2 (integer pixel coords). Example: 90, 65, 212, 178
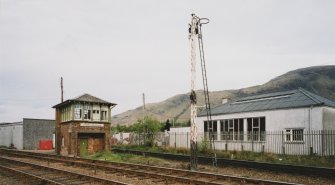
114, 145, 335, 168
84, 151, 177, 167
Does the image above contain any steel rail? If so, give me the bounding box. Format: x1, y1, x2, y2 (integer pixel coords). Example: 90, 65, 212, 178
0, 155, 129, 185
0, 164, 64, 185
111, 148, 335, 179
0, 148, 302, 185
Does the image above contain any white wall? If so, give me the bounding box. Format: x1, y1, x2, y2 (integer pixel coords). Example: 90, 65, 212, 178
170, 127, 190, 133
197, 106, 324, 132
193, 106, 330, 155
113, 132, 130, 141
164, 106, 334, 155
323, 107, 335, 130
168, 127, 191, 148
0, 122, 23, 149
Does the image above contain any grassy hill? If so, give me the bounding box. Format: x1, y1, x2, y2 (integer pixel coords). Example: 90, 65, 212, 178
112, 65, 335, 126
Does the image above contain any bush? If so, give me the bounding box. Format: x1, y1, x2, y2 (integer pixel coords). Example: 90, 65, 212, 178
144, 139, 154, 147
198, 137, 211, 154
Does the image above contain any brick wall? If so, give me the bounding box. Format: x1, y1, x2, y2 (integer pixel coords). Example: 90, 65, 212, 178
60, 121, 111, 156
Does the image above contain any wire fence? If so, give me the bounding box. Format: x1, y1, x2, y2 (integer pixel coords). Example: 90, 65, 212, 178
113, 130, 335, 156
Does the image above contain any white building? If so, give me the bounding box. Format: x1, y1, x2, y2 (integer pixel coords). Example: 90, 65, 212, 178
0, 118, 55, 150
0, 122, 23, 149
198, 88, 335, 132
172, 88, 335, 155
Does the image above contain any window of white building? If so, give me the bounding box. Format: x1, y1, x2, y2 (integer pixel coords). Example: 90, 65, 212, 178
285, 129, 304, 142
247, 117, 266, 141
203, 121, 218, 140
220, 119, 244, 140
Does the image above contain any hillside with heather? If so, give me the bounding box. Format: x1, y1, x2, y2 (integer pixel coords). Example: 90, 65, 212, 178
112, 65, 335, 126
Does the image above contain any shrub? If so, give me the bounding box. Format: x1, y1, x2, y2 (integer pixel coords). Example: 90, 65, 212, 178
198, 137, 211, 154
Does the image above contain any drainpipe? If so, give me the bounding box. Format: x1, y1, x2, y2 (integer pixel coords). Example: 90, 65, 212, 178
309, 105, 313, 155
309, 105, 313, 132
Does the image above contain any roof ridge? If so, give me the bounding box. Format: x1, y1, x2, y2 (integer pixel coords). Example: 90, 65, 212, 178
73, 93, 107, 102
235, 89, 296, 102
298, 88, 322, 104
73, 93, 91, 99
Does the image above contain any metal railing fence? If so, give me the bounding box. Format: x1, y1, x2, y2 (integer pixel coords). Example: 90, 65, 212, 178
113, 130, 335, 156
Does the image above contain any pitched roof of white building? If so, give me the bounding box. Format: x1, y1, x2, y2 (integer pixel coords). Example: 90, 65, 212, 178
199, 88, 335, 116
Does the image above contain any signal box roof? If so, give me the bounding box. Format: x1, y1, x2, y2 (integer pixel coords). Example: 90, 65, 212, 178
52, 93, 116, 108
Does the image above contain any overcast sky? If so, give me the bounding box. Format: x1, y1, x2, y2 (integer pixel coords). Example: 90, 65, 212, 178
1, 0, 335, 122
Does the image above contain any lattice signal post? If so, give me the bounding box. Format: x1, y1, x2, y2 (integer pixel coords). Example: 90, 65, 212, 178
189, 14, 212, 170
189, 14, 198, 170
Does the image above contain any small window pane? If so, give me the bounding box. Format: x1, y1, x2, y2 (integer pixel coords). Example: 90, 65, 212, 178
260, 117, 265, 131
253, 118, 259, 127
247, 118, 252, 131
220, 120, 224, 132
213, 121, 217, 132
224, 120, 228, 131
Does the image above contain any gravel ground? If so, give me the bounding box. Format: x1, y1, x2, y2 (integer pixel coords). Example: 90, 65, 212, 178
0, 157, 178, 185
1, 153, 334, 185
164, 161, 335, 185
200, 165, 335, 185
121, 156, 335, 185
0, 171, 40, 185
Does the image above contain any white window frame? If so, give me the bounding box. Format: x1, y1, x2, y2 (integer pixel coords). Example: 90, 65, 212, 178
247, 117, 266, 141
285, 128, 304, 142
221, 119, 244, 141
204, 121, 218, 140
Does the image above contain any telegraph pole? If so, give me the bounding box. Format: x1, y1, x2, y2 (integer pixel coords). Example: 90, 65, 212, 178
61, 77, 64, 102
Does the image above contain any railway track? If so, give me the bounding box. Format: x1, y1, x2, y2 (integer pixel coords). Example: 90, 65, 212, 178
0, 155, 129, 185
112, 148, 335, 180
0, 148, 301, 185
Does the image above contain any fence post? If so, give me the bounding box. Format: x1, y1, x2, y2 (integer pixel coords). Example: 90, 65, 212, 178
261, 145, 264, 153
168, 133, 170, 147
321, 130, 324, 156
187, 132, 189, 149
174, 132, 177, 148
281, 131, 285, 155
332, 130, 335, 156
225, 132, 228, 151
251, 131, 254, 152
309, 130, 314, 155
